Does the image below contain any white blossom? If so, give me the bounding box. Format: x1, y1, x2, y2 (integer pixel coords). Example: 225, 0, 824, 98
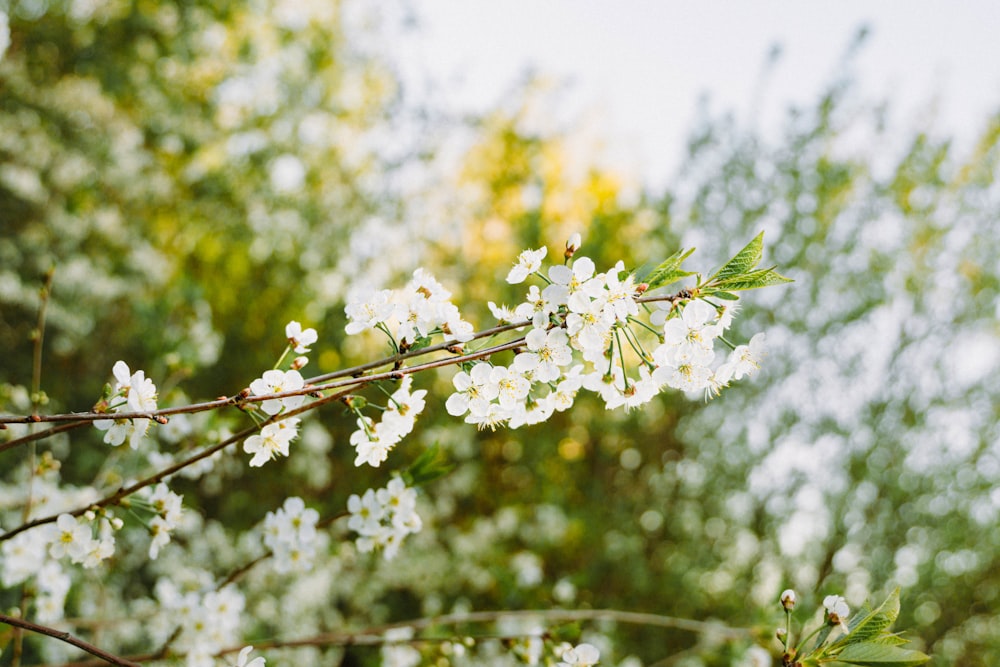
345, 287, 395, 335
506, 246, 548, 284
262, 496, 319, 573
285, 320, 318, 353
348, 479, 422, 560
249, 369, 305, 415
446, 362, 498, 417
558, 642, 600, 667
93, 360, 158, 449
235, 646, 266, 667
244, 417, 301, 467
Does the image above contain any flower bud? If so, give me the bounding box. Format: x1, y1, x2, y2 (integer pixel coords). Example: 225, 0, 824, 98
291, 356, 309, 370
776, 627, 787, 641
565, 232, 582, 259
780, 589, 796, 610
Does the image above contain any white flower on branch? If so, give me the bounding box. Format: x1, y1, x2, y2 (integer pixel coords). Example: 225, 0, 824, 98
506, 246, 548, 284
445, 362, 499, 418
45, 513, 91, 562
516, 327, 573, 384
350, 416, 398, 468
244, 417, 301, 467
381, 375, 428, 439
716, 331, 767, 384
284, 320, 317, 353
661, 299, 721, 359
345, 287, 395, 335
546, 255, 598, 311
249, 369, 305, 416
94, 360, 158, 449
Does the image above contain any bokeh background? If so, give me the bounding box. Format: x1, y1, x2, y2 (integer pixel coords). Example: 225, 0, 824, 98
2, 1, 999, 666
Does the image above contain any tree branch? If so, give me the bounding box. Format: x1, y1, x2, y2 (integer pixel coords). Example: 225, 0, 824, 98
35, 607, 751, 667
0, 613, 143, 667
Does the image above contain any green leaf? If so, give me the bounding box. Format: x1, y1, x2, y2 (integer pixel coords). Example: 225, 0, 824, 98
832, 642, 930, 666
404, 443, 454, 486
711, 267, 793, 291
834, 589, 902, 648
702, 289, 740, 301
811, 625, 835, 652
642, 247, 696, 290
549, 621, 583, 643
406, 335, 435, 353
870, 634, 911, 647
709, 232, 764, 283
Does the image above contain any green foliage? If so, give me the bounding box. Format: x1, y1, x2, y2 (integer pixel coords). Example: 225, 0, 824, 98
403, 443, 454, 487
641, 247, 696, 290
701, 232, 793, 294
832, 643, 930, 667
793, 590, 929, 667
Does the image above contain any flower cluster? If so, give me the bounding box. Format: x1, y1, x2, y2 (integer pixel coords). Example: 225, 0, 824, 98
242, 321, 319, 467
649, 299, 765, 394
44, 512, 117, 569
155, 578, 247, 667
146, 482, 184, 559
347, 477, 422, 560
261, 496, 320, 573
94, 360, 158, 448
344, 268, 475, 347
446, 244, 767, 430
2, 515, 113, 623
349, 376, 427, 467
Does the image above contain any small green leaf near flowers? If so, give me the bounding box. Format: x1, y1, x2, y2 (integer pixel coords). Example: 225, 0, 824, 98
833, 641, 932, 667
641, 246, 696, 290
709, 231, 766, 282
709, 266, 793, 291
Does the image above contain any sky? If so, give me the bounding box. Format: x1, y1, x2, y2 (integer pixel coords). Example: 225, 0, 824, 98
397, 1, 1000, 188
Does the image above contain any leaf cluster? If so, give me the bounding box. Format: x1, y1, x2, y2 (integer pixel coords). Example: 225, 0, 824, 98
641, 232, 793, 301
795, 590, 929, 667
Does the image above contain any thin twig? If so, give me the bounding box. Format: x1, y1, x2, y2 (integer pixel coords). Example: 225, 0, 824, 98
222, 608, 749, 653
37, 607, 751, 667
0, 613, 143, 667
